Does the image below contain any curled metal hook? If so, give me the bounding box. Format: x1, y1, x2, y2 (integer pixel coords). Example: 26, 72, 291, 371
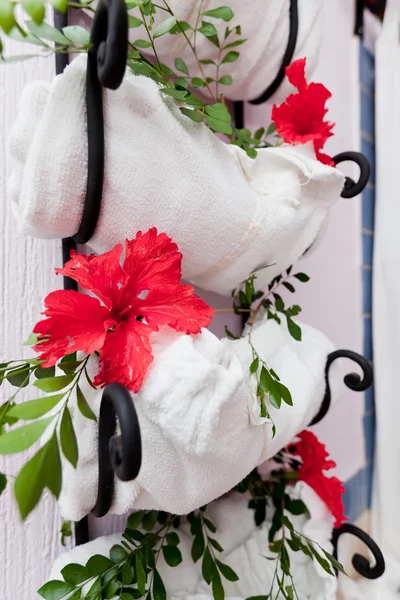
332, 523, 385, 579
309, 350, 373, 426
92, 383, 142, 518
333, 151, 371, 198
73, 0, 128, 244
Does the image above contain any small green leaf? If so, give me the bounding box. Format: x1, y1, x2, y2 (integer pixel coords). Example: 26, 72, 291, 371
50, 0, 68, 12
162, 545, 182, 567
128, 15, 143, 28
180, 107, 203, 122
35, 365, 56, 379
223, 39, 246, 50
8, 394, 64, 420
224, 326, 239, 340
204, 114, 232, 135
61, 563, 90, 585
221, 51, 239, 64
308, 543, 333, 575
86, 555, 114, 576
286, 499, 307, 516
133, 38, 152, 48
266, 122, 277, 136
191, 532, 205, 562
174, 57, 188, 74
110, 544, 127, 562
218, 75, 232, 85
0, 472, 7, 495
322, 549, 346, 575
142, 510, 158, 531
203, 6, 234, 21
26, 20, 70, 44
62, 25, 90, 45
166, 532, 180, 546
294, 272, 310, 282
204, 517, 217, 533
286, 316, 302, 342
38, 580, 74, 600
277, 383, 293, 406
60, 520, 73, 547
191, 77, 206, 88
7, 364, 30, 387
136, 554, 146, 596
0, 0, 16, 35
152, 569, 166, 600
216, 560, 239, 582
169, 20, 192, 34
126, 510, 144, 529
204, 103, 231, 122
76, 385, 96, 421
104, 580, 120, 599
211, 571, 225, 600
198, 21, 217, 37
0, 417, 52, 454
259, 366, 271, 393
121, 563, 134, 585
282, 281, 295, 293
209, 537, 224, 553
268, 380, 282, 410
201, 547, 214, 585
23, 332, 39, 346
60, 408, 78, 468
34, 375, 74, 393
153, 15, 177, 38
22, 0, 45, 24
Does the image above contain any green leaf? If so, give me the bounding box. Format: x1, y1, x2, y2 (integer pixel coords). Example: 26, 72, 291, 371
110, 544, 127, 562
204, 517, 217, 533
294, 272, 310, 282
34, 375, 74, 392
268, 380, 282, 410
199, 58, 216, 65
142, 510, 158, 531
60, 520, 73, 547
8, 394, 64, 420
277, 383, 292, 407
169, 20, 192, 34
308, 543, 333, 575
61, 563, 90, 585
0, 472, 7, 495
201, 547, 214, 585
180, 107, 203, 122
128, 60, 165, 83
87, 577, 101, 597
286, 499, 307, 516
162, 545, 182, 567
23, 332, 39, 346
152, 569, 166, 600
266, 122, 277, 136
128, 15, 143, 28
221, 51, 239, 64
209, 537, 223, 553
259, 366, 271, 393
216, 560, 239, 582
198, 21, 217, 37
103, 580, 120, 599
153, 15, 177, 38
286, 317, 302, 342
22, 0, 45, 24
133, 38, 152, 48
204, 114, 232, 135
86, 555, 114, 576
127, 509, 144, 529
223, 39, 246, 49
224, 326, 239, 340
203, 6, 234, 21
166, 532, 180, 546
15, 433, 61, 519
0, 0, 15, 34
191, 532, 205, 562
26, 20, 70, 44
0, 417, 52, 454
62, 26, 90, 45
204, 103, 231, 122
211, 571, 224, 600
191, 77, 205, 88
322, 549, 346, 575
218, 75, 232, 85
76, 385, 96, 422
38, 580, 74, 600
7, 364, 30, 387
35, 365, 56, 379
160, 87, 189, 101
60, 408, 78, 468
136, 554, 146, 596
121, 563, 134, 585
282, 281, 295, 293
50, 0, 68, 12
174, 57, 188, 74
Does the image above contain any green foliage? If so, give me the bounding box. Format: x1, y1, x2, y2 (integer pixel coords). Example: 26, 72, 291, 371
60, 520, 73, 547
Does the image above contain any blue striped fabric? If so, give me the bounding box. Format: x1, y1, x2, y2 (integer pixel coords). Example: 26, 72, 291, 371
342, 44, 376, 523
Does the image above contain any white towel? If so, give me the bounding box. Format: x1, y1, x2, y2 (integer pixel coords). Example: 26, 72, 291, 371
49, 483, 337, 600
128, 0, 326, 103
7, 54, 345, 296
58, 316, 339, 521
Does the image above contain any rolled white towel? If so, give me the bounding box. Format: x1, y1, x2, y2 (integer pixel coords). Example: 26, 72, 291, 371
7, 54, 345, 296
58, 315, 339, 521
49, 483, 337, 600
127, 0, 326, 103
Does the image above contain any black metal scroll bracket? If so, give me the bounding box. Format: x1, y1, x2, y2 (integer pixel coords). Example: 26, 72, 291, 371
309, 349, 373, 427
92, 384, 142, 518
333, 523, 386, 579
333, 151, 371, 199
73, 0, 128, 245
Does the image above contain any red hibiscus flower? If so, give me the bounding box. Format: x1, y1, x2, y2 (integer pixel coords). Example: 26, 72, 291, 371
288, 430, 346, 528
33, 228, 214, 392
271, 58, 335, 166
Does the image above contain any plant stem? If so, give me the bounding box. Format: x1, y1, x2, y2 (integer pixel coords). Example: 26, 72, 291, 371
140, 8, 162, 68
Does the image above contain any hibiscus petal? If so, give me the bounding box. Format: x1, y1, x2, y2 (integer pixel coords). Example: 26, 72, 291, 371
56, 245, 126, 310
121, 228, 182, 299
137, 283, 214, 334
286, 57, 308, 92
33, 290, 113, 367
94, 319, 153, 392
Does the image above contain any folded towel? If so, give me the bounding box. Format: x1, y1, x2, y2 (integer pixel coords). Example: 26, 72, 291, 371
128, 0, 326, 103
7, 54, 344, 296
58, 315, 339, 521
49, 483, 337, 600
